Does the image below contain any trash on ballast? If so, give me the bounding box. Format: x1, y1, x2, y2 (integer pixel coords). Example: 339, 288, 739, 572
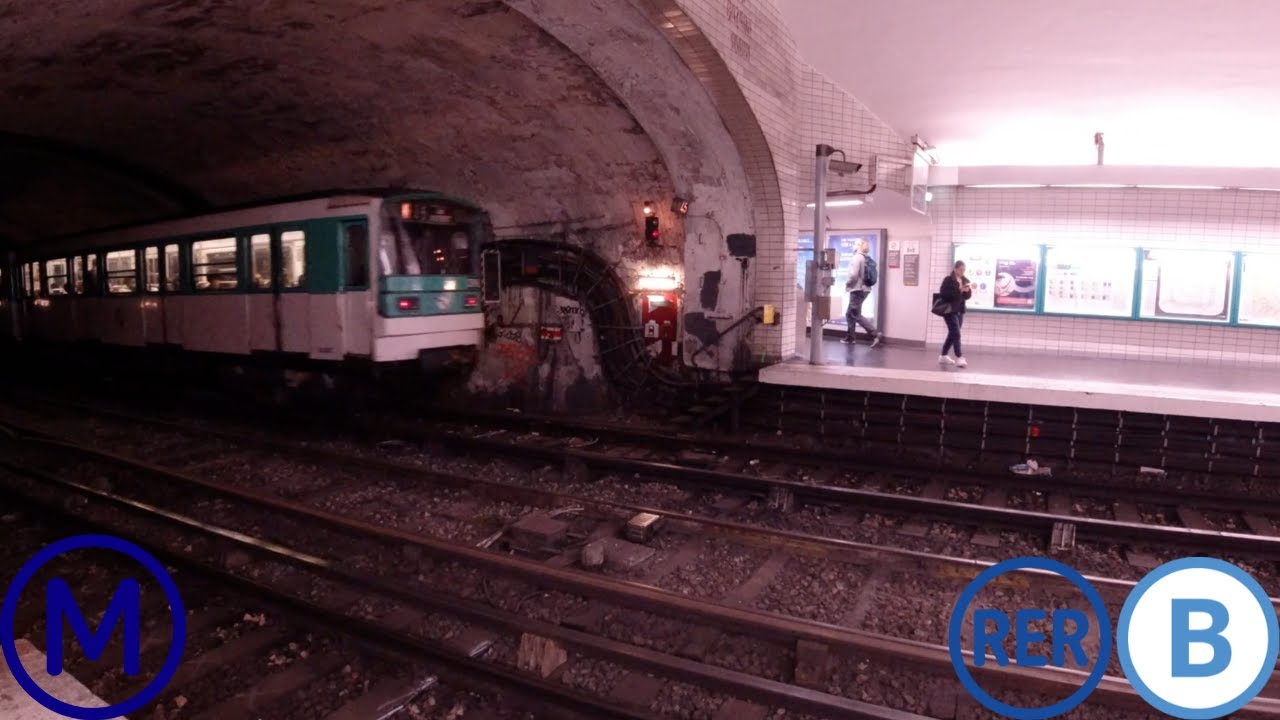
1138, 466, 1167, 477
1010, 459, 1052, 477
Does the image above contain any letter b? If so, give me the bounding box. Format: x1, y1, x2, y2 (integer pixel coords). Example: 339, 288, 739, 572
1171, 598, 1231, 677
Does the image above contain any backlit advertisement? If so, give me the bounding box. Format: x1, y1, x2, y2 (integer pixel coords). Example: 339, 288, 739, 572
1139, 249, 1233, 322
798, 232, 881, 328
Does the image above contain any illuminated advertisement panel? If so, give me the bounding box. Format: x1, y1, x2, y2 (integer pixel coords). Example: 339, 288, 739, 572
952, 244, 1039, 311
1238, 252, 1280, 326
1043, 246, 1137, 317
1139, 249, 1233, 322
799, 232, 881, 328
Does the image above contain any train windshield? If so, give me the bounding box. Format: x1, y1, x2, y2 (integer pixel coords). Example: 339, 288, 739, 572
379, 200, 475, 276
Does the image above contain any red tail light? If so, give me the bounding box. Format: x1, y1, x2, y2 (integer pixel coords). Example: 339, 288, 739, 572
464, 295, 479, 307
397, 297, 419, 311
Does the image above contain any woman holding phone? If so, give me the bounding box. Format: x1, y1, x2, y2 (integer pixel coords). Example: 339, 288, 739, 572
938, 260, 972, 367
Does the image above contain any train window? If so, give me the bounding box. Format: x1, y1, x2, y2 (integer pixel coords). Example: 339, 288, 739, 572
84, 254, 101, 295
22, 263, 32, 298
250, 234, 272, 289
144, 247, 160, 293
45, 259, 68, 295
163, 244, 181, 292
72, 256, 84, 294
105, 250, 137, 294
192, 237, 238, 291
343, 223, 368, 289
281, 230, 305, 289
32, 262, 43, 297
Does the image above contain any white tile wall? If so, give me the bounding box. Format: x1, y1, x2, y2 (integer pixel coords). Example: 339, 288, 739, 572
797, 67, 913, 196
651, 0, 804, 359
651, 1, 915, 359
928, 186, 1280, 366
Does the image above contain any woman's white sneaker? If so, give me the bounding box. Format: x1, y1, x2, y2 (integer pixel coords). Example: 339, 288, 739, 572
939, 355, 955, 365
956, 357, 968, 368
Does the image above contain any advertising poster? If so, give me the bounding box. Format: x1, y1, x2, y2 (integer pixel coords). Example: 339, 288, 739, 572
1237, 252, 1280, 326
952, 245, 1039, 311
994, 258, 1038, 309
1043, 247, 1137, 317
798, 232, 881, 328
1139, 249, 1232, 322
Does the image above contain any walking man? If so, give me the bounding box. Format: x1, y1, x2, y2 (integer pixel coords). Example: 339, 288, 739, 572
842, 238, 883, 347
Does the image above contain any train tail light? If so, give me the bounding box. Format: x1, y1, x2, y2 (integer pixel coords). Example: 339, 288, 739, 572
397, 297, 420, 311
464, 295, 479, 307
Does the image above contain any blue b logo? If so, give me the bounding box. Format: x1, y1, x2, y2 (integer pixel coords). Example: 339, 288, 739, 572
950, 555, 1279, 719
1, 535, 186, 720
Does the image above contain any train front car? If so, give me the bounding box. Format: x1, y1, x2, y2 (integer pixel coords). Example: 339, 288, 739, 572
371, 195, 486, 366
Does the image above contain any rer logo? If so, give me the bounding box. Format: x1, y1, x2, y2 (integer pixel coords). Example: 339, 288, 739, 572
1, 535, 186, 720
949, 556, 1279, 720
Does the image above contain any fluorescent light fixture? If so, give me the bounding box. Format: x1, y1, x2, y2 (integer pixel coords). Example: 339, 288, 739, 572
637, 276, 679, 291
637, 266, 680, 291
1239, 187, 1280, 192
963, 184, 1046, 189
804, 199, 865, 207
1049, 183, 1129, 188
1134, 184, 1224, 190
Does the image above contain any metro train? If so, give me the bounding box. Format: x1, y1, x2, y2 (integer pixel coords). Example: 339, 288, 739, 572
0, 191, 489, 371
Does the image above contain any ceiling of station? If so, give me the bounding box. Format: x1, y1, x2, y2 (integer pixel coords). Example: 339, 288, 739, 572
0, 0, 670, 244
781, 0, 1280, 168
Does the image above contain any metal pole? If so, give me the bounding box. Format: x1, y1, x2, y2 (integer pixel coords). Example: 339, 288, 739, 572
810, 144, 835, 364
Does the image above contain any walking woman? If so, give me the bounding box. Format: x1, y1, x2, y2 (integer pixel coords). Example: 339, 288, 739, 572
938, 260, 972, 367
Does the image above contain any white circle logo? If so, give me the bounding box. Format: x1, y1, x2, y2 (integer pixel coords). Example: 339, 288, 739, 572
1119, 557, 1279, 719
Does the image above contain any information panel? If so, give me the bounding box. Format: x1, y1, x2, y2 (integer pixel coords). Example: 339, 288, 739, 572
1043, 246, 1137, 317
952, 244, 1039, 311
1139, 249, 1233, 322
1238, 252, 1280, 326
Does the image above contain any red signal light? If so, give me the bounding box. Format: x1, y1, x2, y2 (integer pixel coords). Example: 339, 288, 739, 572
645, 216, 659, 245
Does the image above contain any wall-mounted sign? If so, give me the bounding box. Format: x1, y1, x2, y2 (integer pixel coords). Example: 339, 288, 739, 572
903, 254, 920, 286
887, 239, 902, 269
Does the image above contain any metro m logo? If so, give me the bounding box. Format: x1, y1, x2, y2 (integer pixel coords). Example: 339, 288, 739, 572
2, 535, 186, 720
45, 577, 141, 676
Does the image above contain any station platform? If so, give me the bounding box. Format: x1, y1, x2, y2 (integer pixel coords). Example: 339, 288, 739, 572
759, 339, 1280, 423
0, 639, 121, 719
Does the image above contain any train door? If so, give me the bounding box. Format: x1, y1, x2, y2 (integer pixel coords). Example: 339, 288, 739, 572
340, 220, 372, 358
277, 227, 311, 355
247, 232, 277, 352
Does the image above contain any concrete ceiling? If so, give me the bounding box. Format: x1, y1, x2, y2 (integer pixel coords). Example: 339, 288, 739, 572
781, 0, 1280, 168
0, 0, 671, 243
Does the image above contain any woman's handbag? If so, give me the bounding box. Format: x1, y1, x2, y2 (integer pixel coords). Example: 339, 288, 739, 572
931, 293, 953, 317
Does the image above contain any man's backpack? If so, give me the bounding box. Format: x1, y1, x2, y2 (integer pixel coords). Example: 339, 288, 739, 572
863, 255, 878, 287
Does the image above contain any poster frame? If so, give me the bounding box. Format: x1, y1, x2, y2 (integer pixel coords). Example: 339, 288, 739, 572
952, 243, 1264, 328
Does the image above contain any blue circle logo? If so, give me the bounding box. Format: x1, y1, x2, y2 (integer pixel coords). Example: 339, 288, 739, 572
1118, 557, 1279, 719
1, 535, 186, 720
947, 556, 1112, 720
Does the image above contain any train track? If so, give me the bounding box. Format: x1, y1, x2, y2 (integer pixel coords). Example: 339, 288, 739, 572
0, 505, 595, 720
24, 392, 1280, 560
2, 396, 1279, 716
0, 411, 945, 719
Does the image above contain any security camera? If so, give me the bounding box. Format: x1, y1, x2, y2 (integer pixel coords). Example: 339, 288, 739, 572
830, 160, 863, 176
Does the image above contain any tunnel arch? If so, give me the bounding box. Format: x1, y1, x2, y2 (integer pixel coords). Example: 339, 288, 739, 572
508, 0, 786, 372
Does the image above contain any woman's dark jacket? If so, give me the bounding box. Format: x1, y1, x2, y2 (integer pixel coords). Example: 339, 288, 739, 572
939, 274, 972, 314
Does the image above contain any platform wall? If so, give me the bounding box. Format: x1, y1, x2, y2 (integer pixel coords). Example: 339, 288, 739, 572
927, 186, 1280, 367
